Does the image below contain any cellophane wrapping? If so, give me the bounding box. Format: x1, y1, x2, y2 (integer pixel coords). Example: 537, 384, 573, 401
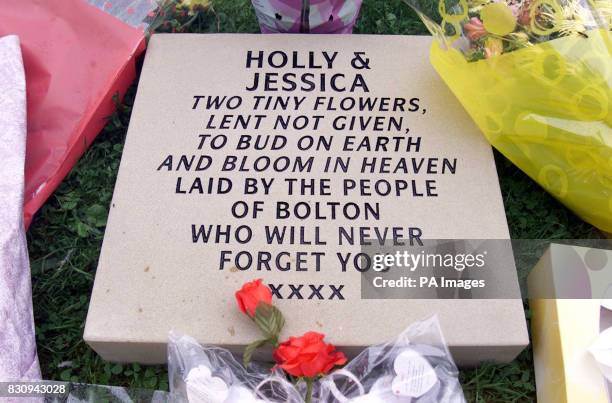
314, 316, 465, 402
167, 316, 465, 402
168, 331, 303, 403
0, 0, 164, 229
406, 0, 612, 232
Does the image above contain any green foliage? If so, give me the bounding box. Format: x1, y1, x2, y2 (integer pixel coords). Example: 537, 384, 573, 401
28, 86, 169, 391
243, 339, 269, 367
27, 0, 602, 400
495, 153, 599, 240
461, 349, 536, 403
355, 0, 429, 34
253, 304, 285, 340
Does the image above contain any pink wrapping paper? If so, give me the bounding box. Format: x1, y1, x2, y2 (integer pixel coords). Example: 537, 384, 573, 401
0, 35, 41, 382
0, 0, 148, 229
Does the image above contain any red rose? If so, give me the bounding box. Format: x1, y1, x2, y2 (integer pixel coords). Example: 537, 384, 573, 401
273, 332, 347, 378
235, 279, 272, 317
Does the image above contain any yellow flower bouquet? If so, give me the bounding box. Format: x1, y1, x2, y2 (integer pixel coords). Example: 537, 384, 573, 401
406, 0, 612, 231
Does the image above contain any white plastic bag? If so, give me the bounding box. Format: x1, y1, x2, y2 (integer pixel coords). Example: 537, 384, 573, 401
168, 316, 465, 402
168, 331, 303, 403
315, 316, 465, 402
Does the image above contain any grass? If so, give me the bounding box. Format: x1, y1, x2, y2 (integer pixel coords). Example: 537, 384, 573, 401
27, 0, 602, 401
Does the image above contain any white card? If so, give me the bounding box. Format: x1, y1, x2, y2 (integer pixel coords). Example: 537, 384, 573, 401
186, 364, 212, 381
185, 365, 229, 403
392, 350, 438, 398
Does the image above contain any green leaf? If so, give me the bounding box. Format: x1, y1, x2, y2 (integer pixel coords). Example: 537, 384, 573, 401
253, 304, 285, 339
58, 193, 79, 210
144, 377, 158, 388
60, 369, 72, 381
111, 364, 123, 375
243, 339, 268, 367
74, 221, 90, 238
85, 204, 108, 227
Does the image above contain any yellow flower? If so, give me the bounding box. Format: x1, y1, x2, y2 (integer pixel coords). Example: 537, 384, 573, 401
181, 0, 210, 9
505, 32, 532, 48
484, 37, 504, 58
468, 0, 490, 8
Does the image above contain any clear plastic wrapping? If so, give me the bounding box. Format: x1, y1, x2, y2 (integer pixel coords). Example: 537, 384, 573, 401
168, 331, 303, 403
168, 316, 465, 402
314, 316, 464, 403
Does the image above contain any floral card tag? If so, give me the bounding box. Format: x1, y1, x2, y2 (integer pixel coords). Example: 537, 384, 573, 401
392, 350, 438, 398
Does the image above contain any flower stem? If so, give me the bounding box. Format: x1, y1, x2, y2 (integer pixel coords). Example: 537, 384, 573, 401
305, 378, 313, 403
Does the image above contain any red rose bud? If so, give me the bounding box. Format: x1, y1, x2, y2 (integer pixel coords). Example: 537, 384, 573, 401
235, 279, 273, 317
273, 332, 347, 378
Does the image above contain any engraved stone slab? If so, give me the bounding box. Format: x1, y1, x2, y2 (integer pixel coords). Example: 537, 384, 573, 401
84, 34, 528, 366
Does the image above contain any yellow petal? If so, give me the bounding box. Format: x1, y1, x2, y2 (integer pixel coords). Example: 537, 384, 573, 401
485, 37, 504, 57
182, 0, 210, 8
481, 2, 516, 36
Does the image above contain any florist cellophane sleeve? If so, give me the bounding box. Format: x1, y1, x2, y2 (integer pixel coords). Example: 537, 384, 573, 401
406, 0, 612, 232
168, 317, 464, 402
0, 0, 160, 229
